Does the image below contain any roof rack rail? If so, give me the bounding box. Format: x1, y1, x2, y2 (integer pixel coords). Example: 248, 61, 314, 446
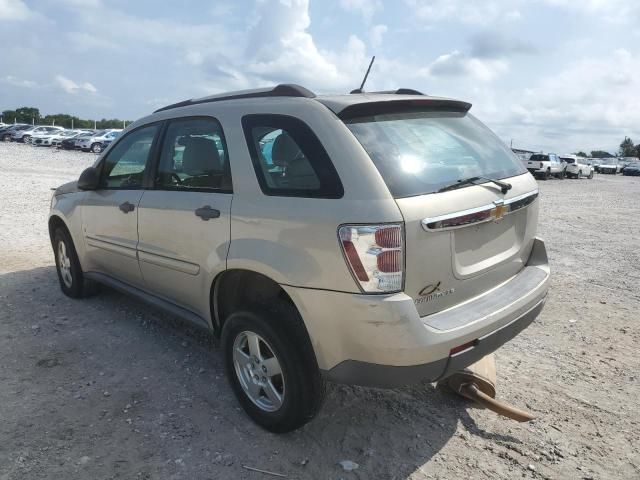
349, 88, 424, 95
154, 84, 316, 113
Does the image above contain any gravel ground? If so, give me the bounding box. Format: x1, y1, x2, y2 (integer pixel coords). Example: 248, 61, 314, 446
1, 142, 639, 480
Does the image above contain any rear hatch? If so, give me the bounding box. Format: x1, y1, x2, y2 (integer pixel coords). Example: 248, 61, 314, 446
344, 106, 539, 317
527, 154, 547, 170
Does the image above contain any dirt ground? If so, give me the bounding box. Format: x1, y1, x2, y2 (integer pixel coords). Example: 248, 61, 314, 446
1, 142, 638, 480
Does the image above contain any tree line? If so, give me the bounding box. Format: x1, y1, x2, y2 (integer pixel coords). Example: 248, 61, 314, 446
573, 137, 640, 158
1, 106, 131, 130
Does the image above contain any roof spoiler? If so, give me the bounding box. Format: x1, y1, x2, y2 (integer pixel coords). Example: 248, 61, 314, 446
334, 98, 472, 120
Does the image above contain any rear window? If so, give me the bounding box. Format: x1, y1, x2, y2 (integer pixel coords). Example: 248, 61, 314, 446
346, 111, 526, 198
529, 154, 549, 162
560, 157, 575, 164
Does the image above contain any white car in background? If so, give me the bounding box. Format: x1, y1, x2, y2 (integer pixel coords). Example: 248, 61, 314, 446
12, 125, 64, 143
598, 158, 621, 174
32, 129, 92, 147
76, 129, 122, 153
560, 155, 594, 179
526, 153, 567, 180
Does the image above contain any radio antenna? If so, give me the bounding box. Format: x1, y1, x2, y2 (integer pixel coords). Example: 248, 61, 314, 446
351, 56, 375, 94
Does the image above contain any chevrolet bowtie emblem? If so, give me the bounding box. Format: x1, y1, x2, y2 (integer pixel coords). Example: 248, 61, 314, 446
491, 200, 507, 221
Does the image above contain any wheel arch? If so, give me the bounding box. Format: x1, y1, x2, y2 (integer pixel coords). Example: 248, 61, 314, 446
48, 214, 71, 245
210, 269, 300, 335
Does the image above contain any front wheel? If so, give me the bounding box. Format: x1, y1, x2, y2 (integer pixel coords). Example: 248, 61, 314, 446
221, 303, 325, 433
53, 228, 98, 298
588, 170, 594, 179
22, 135, 31, 144
90, 142, 102, 153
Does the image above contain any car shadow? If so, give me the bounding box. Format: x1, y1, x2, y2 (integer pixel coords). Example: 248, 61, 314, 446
0, 266, 521, 480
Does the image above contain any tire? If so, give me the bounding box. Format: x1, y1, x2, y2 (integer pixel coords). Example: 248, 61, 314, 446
21, 135, 31, 144
588, 170, 594, 179
221, 301, 325, 433
578, 170, 582, 179
543, 169, 550, 180
90, 143, 102, 153
53, 228, 99, 298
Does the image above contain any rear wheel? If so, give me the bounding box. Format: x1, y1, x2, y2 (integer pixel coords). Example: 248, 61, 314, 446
578, 170, 582, 178
588, 170, 594, 179
543, 169, 551, 180
221, 302, 325, 433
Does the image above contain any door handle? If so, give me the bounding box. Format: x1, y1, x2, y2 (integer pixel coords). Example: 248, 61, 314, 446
119, 201, 135, 213
195, 205, 220, 220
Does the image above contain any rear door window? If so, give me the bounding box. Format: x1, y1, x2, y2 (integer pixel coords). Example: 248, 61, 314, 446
242, 114, 343, 198
346, 111, 526, 198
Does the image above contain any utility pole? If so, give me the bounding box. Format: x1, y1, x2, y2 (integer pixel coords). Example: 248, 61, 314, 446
94, 119, 97, 129
71, 118, 74, 129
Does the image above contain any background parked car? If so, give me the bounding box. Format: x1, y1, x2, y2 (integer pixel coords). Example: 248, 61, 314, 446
1, 124, 30, 141
618, 157, 639, 173
622, 162, 640, 176
598, 158, 620, 174
59, 131, 96, 150
527, 153, 566, 180
560, 155, 594, 179
76, 129, 122, 153
11, 125, 63, 143
32, 129, 88, 147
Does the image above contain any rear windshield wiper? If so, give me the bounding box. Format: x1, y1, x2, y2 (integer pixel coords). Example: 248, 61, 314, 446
437, 176, 512, 194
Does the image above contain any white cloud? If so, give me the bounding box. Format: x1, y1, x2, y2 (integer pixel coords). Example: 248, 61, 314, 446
404, 0, 522, 24
243, 0, 369, 91
369, 24, 388, 48
0, 0, 31, 20
55, 75, 98, 94
542, 0, 640, 23
420, 50, 508, 82
493, 49, 640, 151
339, 0, 383, 21
58, 0, 102, 7
1, 75, 37, 88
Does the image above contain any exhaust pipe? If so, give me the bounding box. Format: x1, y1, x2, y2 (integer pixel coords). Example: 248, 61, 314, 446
438, 354, 535, 422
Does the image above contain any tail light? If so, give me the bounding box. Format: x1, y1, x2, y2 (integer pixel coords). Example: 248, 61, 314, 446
338, 224, 404, 293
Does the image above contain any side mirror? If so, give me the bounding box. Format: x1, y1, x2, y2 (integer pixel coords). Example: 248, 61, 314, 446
78, 167, 100, 190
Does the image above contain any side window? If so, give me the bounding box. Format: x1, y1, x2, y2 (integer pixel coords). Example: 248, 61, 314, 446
100, 124, 158, 189
242, 114, 343, 198
155, 117, 232, 192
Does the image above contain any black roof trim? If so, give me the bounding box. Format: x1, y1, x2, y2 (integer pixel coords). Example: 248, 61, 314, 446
335, 98, 472, 120
154, 84, 316, 113
352, 88, 425, 95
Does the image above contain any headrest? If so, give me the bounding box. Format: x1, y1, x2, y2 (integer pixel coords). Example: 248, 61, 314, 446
271, 133, 301, 167
182, 137, 221, 175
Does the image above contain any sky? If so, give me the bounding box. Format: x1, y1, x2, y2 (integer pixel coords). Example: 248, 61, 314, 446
1, 0, 639, 154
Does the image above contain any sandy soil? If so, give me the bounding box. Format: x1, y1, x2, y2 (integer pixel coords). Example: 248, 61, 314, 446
0, 142, 638, 479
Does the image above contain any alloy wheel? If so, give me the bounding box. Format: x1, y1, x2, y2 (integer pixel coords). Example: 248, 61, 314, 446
232, 331, 285, 412
57, 241, 73, 288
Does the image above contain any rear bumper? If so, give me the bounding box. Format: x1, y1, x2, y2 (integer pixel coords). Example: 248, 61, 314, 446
325, 296, 545, 388
284, 238, 550, 388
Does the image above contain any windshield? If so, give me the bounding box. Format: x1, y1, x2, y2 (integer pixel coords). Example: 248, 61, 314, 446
346, 111, 525, 198
601, 159, 617, 165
